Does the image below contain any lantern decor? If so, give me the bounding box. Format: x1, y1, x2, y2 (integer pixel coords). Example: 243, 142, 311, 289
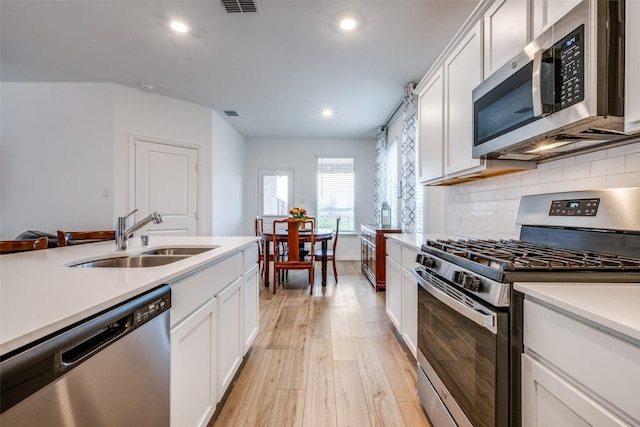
381, 202, 391, 227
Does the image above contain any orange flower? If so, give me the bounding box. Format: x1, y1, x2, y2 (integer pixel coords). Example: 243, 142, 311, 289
289, 207, 307, 220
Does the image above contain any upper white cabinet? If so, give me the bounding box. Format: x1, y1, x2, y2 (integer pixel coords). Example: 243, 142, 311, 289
444, 20, 484, 176
532, 0, 581, 39
417, 67, 444, 183
626, 0, 640, 133
483, 0, 529, 76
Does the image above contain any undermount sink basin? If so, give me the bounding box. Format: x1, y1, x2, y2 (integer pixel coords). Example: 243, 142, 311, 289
71, 255, 190, 268
141, 246, 219, 256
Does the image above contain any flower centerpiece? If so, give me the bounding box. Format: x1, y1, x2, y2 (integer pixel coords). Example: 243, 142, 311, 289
289, 207, 308, 221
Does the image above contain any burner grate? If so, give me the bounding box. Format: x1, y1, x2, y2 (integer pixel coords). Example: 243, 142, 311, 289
424, 239, 640, 272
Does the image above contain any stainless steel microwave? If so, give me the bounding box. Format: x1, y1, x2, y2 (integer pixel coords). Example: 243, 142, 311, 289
472, 0, 626, 161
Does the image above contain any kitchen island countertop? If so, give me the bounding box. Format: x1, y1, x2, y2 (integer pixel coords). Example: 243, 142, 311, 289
0, 236, 258, 356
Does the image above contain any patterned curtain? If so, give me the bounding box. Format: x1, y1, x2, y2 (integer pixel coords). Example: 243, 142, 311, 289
374, 126, 387, 224
400, 83, 417, 233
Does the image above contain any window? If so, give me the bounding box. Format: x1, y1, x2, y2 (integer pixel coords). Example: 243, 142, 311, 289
316, 157, 355, 232
258, 169, 293, 216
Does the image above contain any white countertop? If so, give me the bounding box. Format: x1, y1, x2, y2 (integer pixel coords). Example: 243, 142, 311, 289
0, 236, 258, 356
515, 282, 640, 344
385, 233, 460, 251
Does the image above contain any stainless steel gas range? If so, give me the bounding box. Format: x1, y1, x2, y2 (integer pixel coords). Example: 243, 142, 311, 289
413, 188, 640, 427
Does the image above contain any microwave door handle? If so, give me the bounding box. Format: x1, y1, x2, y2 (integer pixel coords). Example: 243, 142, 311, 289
532, 49, 545, 117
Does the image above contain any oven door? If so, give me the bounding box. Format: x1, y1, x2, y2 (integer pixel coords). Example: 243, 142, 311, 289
414, 268, 509, 427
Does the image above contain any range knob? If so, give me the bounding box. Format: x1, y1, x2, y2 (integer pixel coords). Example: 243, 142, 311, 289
453, 271, 482, 292
416, 254, 437, 268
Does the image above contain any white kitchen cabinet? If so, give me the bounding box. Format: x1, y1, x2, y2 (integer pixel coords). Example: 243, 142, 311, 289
217, 277, 244, 399
483, 0, 529, 77
522, 298, 640, 426
171, 297, 218, 427
385, 248, 402, 331
532, 0, 581, 39
385, 239, 419, 359
522, 354, 627, 427
444, 20, 484, 176
626, 0, 640, 133
400, 245, 419, 358
417, 67, 445, 184
242, 263, 259, 353
170, 243, 259, 427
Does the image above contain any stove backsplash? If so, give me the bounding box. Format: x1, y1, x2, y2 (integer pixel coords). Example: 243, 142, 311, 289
439, 142, 640, 240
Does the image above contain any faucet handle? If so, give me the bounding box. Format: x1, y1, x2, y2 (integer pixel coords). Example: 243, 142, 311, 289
123, 208, 138, 220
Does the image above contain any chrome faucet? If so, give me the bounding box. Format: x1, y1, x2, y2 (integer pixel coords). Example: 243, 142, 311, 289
116, 209, 164, 250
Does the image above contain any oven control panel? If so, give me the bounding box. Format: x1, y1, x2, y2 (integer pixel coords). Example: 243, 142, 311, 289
549, 198, 600, 216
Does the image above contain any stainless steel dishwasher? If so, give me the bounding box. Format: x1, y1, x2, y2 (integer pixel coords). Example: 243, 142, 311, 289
0, 285, 171, 426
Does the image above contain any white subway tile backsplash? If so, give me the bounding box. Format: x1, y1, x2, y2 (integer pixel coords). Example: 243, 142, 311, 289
562, 163, 590, 180
590, 156, 625, 177
575, 150, 606, 164
606, 141, 640, 157
626, 153, 640, 173
606, 171, 640, 188
538, 166, 563, 183
438, 146, 639, 240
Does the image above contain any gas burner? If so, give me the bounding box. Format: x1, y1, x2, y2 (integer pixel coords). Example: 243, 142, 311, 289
423, 238, 640, 273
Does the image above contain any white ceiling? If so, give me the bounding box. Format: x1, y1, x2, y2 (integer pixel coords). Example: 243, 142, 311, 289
0, 0, 479, 139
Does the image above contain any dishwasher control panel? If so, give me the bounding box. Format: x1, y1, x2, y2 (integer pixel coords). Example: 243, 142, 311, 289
133, 293, 171, 327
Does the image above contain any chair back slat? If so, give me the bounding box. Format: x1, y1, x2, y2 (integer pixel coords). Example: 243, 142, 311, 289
0, 237, 48, 254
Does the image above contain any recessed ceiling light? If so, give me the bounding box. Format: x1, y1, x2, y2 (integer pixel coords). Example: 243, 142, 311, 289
322, 109, 334, 117
339, 18, 357, 31
170, 21, 190, 33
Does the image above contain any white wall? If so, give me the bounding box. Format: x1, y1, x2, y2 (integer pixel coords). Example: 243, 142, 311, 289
211, 112, 246, 235
1, 83, 114, 238
0, 82, 246, 239
426, 142, 640, 238
245, 138, 376, 260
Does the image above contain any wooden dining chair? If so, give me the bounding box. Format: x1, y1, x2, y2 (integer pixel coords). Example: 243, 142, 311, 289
272, 217, 315, 294
0, 237, 48, 254
255, 216, 274, 277
315, 217, 340, 283
57, 230, 116, 247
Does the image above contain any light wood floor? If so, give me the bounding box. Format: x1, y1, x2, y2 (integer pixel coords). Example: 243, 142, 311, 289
210, 260, 432, 427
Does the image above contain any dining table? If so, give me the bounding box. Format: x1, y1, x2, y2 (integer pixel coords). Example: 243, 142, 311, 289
260, 228, 334, 289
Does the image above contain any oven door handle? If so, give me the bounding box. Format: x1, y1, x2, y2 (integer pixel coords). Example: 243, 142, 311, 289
414, 270, 498, 334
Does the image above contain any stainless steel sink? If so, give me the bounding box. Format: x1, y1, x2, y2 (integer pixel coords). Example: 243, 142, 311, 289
71, 255, 190, 268
141, 246, 219, 256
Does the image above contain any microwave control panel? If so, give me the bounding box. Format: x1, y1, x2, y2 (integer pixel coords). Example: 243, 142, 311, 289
549, 198, 600, 216
556, 25, 585, 109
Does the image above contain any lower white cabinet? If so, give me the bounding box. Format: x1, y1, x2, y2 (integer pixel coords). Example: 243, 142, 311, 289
385, 239, 419, 359
243, 264, 259, 352
217, 277, 243, 398
401, 267, 417, 357
522, 298, 640, 426
170, 243, 260, 427
522, 354, 627, 427
171, 297, 218, 427
385, 254, 402, 331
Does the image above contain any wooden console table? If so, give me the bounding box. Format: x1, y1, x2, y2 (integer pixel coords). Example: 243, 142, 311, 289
360, 224, 402, 291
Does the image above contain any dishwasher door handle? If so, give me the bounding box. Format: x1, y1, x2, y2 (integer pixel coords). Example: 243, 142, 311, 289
60, 314, 132, 367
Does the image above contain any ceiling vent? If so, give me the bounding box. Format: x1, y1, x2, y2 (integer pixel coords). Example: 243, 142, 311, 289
221, 0, 260, 13
224, 110, 240, 117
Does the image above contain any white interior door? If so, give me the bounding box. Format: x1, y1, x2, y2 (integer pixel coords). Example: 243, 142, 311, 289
133, 138, 199, 236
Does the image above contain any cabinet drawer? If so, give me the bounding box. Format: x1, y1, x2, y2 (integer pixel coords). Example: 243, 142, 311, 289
386, 240, 401, 263
171, 252, 243, 327
524, 299, 640, 423
243, 243, 259, 272
401, 246, 419, 270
